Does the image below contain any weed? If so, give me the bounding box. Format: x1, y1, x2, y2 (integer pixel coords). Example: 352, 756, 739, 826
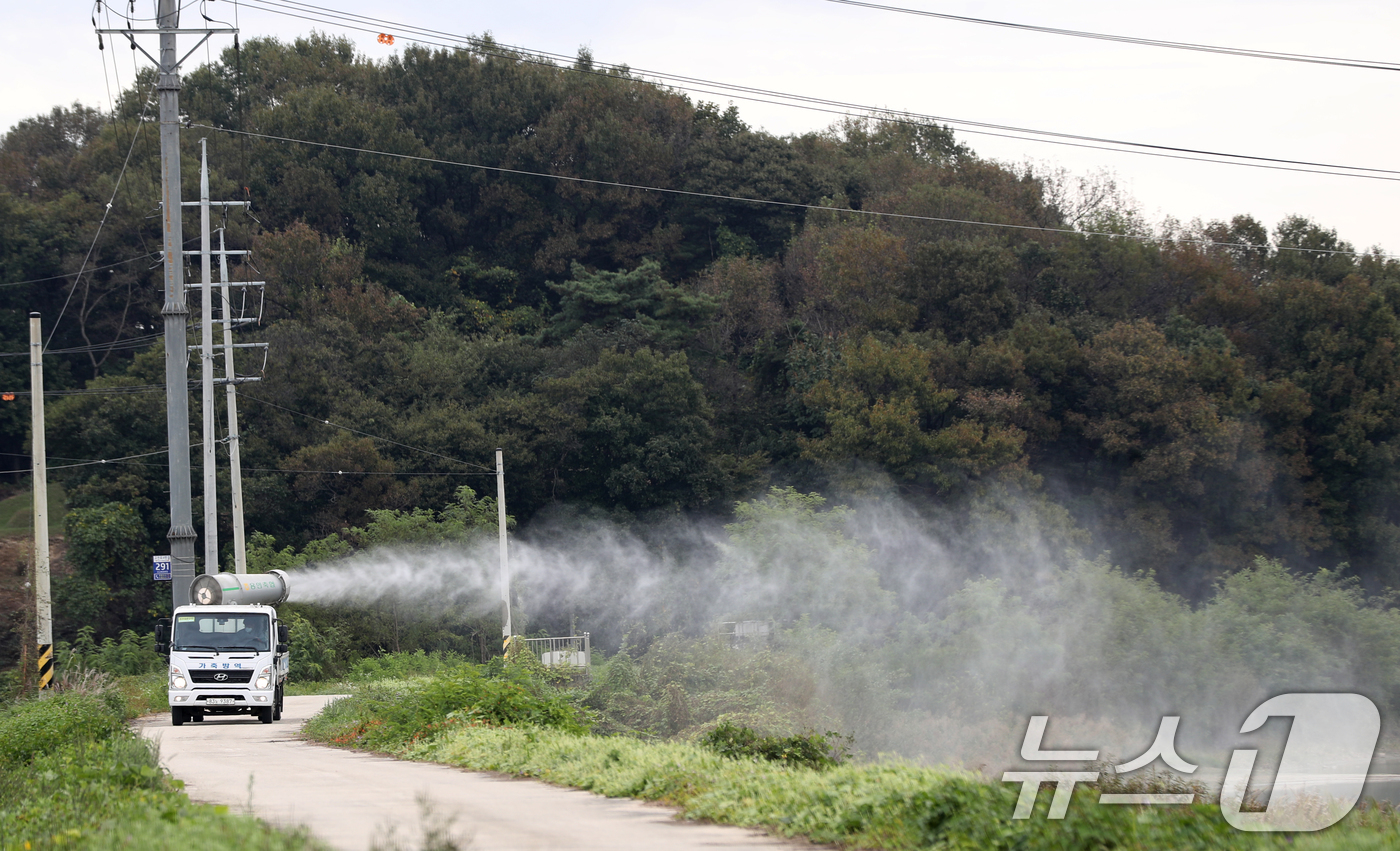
700, 721, 852, 771
370, 795, 473, 851
349, 650, 468, 684
306, 663, 590, 752
0, 676, 327, 850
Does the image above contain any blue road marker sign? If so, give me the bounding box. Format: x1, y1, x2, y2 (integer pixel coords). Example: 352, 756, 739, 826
153, 554, 172, 581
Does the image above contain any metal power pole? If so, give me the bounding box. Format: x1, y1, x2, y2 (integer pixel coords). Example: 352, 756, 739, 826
29, 314, 52, 690
157, 0, 197, 608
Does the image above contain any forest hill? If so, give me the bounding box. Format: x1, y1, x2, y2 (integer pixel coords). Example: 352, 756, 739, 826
0, 34, 1397, 661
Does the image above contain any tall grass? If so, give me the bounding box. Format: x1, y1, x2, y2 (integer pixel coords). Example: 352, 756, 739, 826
0, 679, 325, 850
306, 658, 590, 751
307, 690, 1400, 851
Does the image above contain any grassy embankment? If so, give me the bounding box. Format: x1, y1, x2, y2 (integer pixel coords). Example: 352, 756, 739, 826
303, 653, 1400, 851
0, 485, 66, 537
0, 673, 326, 851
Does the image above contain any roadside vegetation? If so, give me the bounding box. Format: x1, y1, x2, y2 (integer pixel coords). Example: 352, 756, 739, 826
0, 674, 325, 850
304, 650, 1400, 851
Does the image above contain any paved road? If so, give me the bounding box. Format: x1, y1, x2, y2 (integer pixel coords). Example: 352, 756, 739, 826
136, 695, 811, 851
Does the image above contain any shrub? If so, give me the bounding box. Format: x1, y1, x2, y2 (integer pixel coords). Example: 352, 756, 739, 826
0, 692, 124, 768
283, 610, 353, 682
348, 649, 468, 683
59, 625, 164, 677
310, 663, 592, 752
700, 721, 851, 771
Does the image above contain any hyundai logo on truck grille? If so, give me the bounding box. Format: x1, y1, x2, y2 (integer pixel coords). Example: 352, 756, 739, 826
214, 673, 228, 682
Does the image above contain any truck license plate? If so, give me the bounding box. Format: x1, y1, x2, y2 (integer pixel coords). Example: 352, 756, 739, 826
205, 697, 235, 705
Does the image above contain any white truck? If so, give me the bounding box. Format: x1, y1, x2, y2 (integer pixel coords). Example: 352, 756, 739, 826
155, 570, 292, 726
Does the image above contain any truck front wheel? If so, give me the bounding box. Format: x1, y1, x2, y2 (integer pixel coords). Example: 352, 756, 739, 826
258, 706, 273, 724
273, 685, 283, 721
172, 707, 187, 727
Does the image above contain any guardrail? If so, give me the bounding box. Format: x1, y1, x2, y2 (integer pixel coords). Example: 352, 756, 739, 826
717, 621, 772, 643
522, 633, 591, 669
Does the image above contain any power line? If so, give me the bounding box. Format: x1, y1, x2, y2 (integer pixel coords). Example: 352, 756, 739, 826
230, 0, 1400, 181
237, 392, 496, 472
0, 335, 164, 357
246, 468, 492, 476
49, 447, 180, 470
190, 123, 1398, 260
0, 384, 165, 397
44, 80, 156, 352
0, 245, 197, 289
0, 448, 489, 476
824, 0, 1400, 72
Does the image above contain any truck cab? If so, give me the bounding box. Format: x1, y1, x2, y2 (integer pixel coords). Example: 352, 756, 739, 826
158, 603, 290, 725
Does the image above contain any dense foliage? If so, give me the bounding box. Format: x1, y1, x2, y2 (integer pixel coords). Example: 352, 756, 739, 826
6, 32, 1400, 718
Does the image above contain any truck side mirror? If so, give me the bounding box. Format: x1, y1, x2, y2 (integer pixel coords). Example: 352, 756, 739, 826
154, 620, 169, 656
276, 622, 289, 653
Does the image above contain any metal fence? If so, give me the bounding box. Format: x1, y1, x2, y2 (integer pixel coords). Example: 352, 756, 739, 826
522, 633, 591, 669
717, 620, 772, 645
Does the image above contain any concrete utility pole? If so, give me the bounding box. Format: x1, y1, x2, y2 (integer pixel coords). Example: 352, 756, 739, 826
29, 314, 52, 690
192, 171, 262, 574
497, 449, 512, 641
219, 229, 249, 574
157, 0, 197, 608
199, 140, 218, 575
99, 1, 237, 608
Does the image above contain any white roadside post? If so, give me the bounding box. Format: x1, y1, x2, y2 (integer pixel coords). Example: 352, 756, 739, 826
497, 449, 512, 647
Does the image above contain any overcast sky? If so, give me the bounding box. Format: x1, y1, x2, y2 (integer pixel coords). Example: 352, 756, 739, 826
4, 1, 1396, 254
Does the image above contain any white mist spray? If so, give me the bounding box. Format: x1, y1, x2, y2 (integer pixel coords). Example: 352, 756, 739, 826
282, 488, 1382, 770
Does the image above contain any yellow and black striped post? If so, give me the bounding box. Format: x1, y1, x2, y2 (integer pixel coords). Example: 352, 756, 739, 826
37, 643, 53, 690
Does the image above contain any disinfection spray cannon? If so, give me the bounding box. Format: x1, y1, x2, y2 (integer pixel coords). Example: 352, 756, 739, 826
188, 570, 291, 606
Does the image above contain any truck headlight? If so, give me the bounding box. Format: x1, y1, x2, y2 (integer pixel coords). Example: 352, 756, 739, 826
255, 666, 271, 690
170, 666, 186, 690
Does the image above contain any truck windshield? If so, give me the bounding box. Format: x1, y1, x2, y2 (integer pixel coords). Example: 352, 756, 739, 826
172, 613, 270, 652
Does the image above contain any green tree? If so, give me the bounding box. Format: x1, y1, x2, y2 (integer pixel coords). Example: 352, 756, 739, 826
540, 348, 724, 512
786, 224, 915, 336
285, 436, 420, 537
721, 486, 893, 629
908, 238, 1018, 341
1248, 275, 1400, 582
546, 260, 717, 348
56, 502, 155, 638
800, 335, 1025, 493
1271, 215, 1355, 284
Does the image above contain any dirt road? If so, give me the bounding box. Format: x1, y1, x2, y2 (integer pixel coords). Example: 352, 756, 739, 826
136, 695, 808, 851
